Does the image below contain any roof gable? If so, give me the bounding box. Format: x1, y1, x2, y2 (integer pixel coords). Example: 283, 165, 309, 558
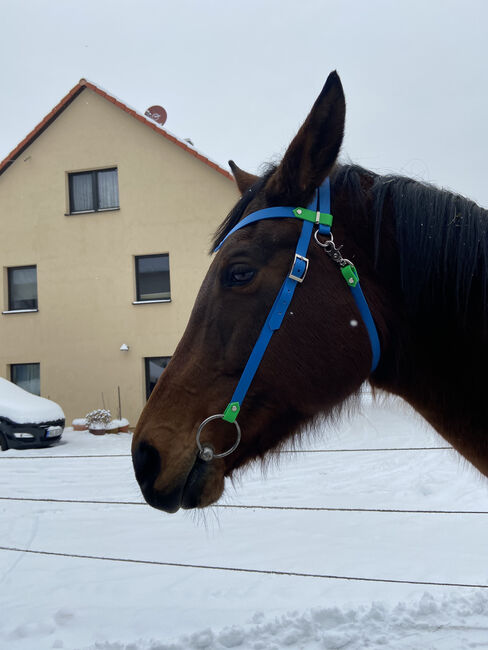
0, 79, 233, 180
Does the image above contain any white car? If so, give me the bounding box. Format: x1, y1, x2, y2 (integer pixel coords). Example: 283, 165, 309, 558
0, 378, 65, 450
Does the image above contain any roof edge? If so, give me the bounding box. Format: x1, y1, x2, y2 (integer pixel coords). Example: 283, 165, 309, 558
0, 79, 234, 181
0, 82, 85, 176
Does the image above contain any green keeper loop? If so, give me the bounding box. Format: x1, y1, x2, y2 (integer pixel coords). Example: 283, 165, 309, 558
341, 264, 359, 287
293, 207, 333, 227
222, 401, 240, 423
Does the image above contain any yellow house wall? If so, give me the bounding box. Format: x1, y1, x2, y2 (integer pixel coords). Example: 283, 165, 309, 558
0, 88, 238, 426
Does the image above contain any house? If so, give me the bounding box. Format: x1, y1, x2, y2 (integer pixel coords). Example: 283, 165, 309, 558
0, 79, 238, 427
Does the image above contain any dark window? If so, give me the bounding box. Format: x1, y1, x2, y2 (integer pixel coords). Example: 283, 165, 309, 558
135, 254, 171, 301
8, 266, 38, 310
145, 357, 171, 399
11, 363, 40, 396
68, 168, 119, 213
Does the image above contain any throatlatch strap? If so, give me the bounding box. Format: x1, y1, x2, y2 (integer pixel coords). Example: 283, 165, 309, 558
350, 283, 381, 372
314, 179, 380, 372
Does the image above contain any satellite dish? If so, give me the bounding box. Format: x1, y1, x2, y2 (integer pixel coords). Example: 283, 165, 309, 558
145, 105, 167, 125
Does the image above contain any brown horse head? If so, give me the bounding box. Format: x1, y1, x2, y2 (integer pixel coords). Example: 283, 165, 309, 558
131, 71, 384, 512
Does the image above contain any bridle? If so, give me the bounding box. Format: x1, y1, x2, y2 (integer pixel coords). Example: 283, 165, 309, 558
196, 178, 381, 461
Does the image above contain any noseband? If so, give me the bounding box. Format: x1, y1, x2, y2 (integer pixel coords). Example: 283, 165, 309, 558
196, 178, 380, 461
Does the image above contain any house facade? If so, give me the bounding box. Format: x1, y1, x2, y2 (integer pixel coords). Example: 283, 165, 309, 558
0, 80, 238, 427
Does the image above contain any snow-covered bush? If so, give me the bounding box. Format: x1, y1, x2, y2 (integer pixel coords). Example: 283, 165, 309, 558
85, 409, 111, 430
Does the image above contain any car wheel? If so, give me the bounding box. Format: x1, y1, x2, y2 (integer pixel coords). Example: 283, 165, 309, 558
0, 433, 8, 451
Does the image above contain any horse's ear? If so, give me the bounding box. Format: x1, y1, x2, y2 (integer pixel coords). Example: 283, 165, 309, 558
266, 71, 346, 205
229, 160, 259, 195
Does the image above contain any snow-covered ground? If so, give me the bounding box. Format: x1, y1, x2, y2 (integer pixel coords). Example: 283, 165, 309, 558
0, 394, 487, 649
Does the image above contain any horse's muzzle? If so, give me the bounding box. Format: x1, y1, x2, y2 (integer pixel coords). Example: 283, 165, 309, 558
132, 440, 211, 513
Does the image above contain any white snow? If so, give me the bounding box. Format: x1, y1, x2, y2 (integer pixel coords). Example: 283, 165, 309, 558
0, 394, 487, 649
110, 418, 129, 428
0, 377, 64, 424
72, 417, 129, 430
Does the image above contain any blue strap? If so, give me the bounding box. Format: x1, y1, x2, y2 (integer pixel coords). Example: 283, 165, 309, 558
220, 176, 381, 423
216, 182, 331, 253
313, 178, 379, 371
227, 219, 313, 410
316, 177, 331, 236
214, 205, 332, 252
214, 207, 297, 251
350, 283, 381, 372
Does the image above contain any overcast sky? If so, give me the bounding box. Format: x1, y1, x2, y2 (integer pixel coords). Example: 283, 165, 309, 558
2, 0, 488, 206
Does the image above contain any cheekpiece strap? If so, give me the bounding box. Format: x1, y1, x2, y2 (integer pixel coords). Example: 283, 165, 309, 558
222, 217, 314, 423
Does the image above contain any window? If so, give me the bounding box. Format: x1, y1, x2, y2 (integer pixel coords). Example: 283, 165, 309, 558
135, 254, 171, 302
11, 363, 40, 396
145, 357, 171, 399
7, 266, 38, 311
68, 168, 119, 213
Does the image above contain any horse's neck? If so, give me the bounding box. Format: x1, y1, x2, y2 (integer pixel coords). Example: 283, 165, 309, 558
392, 382, 488, 478
368, 198, 488, 477
375, 323, 488, 468
333, 166, 487, 474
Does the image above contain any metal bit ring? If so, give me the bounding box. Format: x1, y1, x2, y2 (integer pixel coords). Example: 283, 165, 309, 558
196, 414, 242, 461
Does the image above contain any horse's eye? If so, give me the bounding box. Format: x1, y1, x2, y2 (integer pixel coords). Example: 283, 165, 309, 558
224, 264, 256, 287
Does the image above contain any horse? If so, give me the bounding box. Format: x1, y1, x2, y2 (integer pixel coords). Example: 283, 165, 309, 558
132, 71, 488, 513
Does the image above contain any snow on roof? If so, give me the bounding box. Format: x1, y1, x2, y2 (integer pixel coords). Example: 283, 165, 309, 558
0, 377, 64, 424
0, 79, 233, 180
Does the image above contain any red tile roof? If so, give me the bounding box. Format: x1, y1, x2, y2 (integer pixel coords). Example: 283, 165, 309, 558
0, 79, 233, 180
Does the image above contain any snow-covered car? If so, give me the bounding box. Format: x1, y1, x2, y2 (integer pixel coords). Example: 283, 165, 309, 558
0, 377, 65, 450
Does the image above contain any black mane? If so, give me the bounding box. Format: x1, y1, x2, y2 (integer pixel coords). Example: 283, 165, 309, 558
334, 165, 488, 324
213, 162, 488, 325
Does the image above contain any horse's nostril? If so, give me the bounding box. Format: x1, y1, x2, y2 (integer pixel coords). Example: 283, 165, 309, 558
132, 440, 161, 490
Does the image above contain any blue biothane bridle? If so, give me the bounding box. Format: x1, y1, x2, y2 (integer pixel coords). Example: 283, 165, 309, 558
196, 177, 381, 462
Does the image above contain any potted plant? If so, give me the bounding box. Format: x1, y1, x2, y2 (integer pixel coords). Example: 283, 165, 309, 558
118, 417, 130, 433
72, 418, 87, 431
85, 409, 111, 435
106, 419, 119, 434
111, 417, 130, 433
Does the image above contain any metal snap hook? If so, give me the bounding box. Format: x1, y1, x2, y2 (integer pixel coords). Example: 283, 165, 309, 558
196, 414, 242, 461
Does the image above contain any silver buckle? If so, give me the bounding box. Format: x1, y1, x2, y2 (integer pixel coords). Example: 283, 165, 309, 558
289, 254, 309, 283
